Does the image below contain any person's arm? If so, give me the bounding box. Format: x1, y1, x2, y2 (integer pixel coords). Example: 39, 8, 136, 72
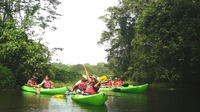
94, 80, 101, 88
83, 64, 92, 82
71, 80, 81, 91
27, 80, 31, 85
71, 85, 77, 91
39, 80, 45, 86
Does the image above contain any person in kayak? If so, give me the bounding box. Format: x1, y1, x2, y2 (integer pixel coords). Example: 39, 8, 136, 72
104, 77, 113, 88
70, 74, 88, 94
113, 77, 119, 87
27, 76, 37, 87
39, 75, 52, 89
117, 77, 123, 86
83, 64, 101, 95
113, 77, 123, 87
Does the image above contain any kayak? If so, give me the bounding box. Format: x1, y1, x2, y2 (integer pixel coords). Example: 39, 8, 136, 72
22, 85, 68, 94
99, 83, 148, 93
71, 93, 108, 106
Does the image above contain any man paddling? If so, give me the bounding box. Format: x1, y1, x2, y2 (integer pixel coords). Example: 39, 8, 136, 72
83, 64, 101, 95
70, 74, 88, 94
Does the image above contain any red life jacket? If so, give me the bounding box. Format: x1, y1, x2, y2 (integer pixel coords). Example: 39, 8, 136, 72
118, 80, 123, 86
28, 79, 36, 85
43, 79, 52, 88
85, 82, 97, 95
77, 80, 88, 90
113, 80, 118, 86
105, 80, 112, 87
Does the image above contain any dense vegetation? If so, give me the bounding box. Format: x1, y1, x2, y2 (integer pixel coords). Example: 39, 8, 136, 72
99, 0, 200, 86
52, 62, 113, 83
0, 0, 61, 89
1, 0, 199, 89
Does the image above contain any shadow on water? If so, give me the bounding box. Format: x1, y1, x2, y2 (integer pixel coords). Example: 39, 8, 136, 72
0, 90, 25, 112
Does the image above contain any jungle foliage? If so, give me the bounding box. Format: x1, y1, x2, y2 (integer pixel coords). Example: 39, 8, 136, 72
99, 0, 200, 86
0, 0, 61, 88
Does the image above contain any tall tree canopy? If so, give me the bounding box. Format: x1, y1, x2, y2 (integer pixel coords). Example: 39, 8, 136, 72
133, 0, 200, 84
98, 0, 150, 79
99, 0, 200, 86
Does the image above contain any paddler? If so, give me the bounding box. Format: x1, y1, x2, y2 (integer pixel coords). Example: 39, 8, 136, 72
83, 64, 101, 95
27, 76, 37, 87
113, 77, 123, 87
39, 75, 52, 89
70, 74, 88, 94
113, 77, 119, 87
104, 77, 113, 88
117, 77, 123, 86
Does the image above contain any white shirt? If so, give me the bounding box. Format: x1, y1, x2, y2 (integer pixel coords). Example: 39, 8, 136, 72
75, 80, 82, 86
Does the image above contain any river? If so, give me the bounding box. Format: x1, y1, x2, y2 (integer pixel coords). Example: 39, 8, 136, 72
0, 86, 199, 112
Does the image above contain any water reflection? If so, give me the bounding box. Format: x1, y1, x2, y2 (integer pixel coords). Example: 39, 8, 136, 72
105, 92, 148, 112
22, 92, 108, 112
64, 95, 107, 112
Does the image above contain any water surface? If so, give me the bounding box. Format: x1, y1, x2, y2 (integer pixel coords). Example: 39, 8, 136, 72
0, 86, 199, 112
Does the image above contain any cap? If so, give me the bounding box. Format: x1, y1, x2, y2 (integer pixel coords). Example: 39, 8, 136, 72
82, 74, 87, 79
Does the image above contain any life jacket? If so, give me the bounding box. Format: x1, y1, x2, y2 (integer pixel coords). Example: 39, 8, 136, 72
43, 79, 52, 88
85, 82, 97, 95
118, 80, 123, 86
28, 79, 36, 85
113, 80, 119, 86
105, 80, 112, 87
77, 80, 88, 90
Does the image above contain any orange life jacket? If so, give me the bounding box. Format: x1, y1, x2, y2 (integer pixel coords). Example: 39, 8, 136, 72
85, 82, 97, 95
77, 80, 88, 90
43, 79, 52, 88
28, 79, 36, 85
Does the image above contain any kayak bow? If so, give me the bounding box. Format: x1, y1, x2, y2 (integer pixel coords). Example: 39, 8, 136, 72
22, 85, 68, 94
99, 83, 148, 93
71, 93, 108, 106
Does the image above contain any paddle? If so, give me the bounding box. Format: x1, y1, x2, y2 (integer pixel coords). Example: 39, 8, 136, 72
52, 94, 65, 99
98, 75, 107, 82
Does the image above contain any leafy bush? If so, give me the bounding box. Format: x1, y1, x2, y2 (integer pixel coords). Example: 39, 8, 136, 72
0, 65, 16, 89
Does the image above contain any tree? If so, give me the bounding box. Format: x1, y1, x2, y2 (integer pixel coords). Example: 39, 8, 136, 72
0, 19, 53, 85
0, 0, 61, 36
133, 0, 200, 84
0, 64, 15, 89
98, 0, 150, 79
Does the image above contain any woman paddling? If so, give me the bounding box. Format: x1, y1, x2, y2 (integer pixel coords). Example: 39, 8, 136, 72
39, 75, 52, 89
83, 64, 101, 95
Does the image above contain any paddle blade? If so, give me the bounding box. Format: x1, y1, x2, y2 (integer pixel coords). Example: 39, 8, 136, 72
99, 75, 107, 81
52, 94, 64, 99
